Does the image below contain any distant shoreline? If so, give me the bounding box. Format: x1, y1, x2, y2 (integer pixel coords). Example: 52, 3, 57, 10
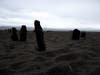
0, 26, 100, 32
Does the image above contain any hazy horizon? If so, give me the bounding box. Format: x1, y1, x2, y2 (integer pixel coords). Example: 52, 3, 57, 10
0, 0, 100, 31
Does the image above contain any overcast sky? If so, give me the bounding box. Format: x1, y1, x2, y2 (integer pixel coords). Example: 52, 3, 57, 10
0, 0, 100, 30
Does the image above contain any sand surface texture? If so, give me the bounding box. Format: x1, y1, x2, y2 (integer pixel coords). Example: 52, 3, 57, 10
0, 31, 100, 75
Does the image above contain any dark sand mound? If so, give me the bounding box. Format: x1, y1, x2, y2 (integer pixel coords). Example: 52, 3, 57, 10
46, 63, 76, 75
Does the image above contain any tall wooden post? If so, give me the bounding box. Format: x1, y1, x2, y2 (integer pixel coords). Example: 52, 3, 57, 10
34, 20, 46, 51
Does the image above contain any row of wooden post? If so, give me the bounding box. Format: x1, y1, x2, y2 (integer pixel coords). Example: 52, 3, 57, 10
72, 29, 86, 40
11, 25, 27, 41
11, 20, 86, 52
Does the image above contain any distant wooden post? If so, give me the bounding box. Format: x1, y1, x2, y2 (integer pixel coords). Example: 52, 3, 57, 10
11, 27, 18, 41
72, 29, 80, 40
34, 20, 46, 51
81, 32, 86, 40
20, 25, 27, 41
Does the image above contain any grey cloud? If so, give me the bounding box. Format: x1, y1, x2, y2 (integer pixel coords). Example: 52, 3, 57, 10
0, 0, 100, 30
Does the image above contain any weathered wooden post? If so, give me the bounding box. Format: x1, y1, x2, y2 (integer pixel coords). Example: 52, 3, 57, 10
20, 25, 27, 41
72, 29, 80, 40
34, 20, 46, 51
11, 27, 18, 41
